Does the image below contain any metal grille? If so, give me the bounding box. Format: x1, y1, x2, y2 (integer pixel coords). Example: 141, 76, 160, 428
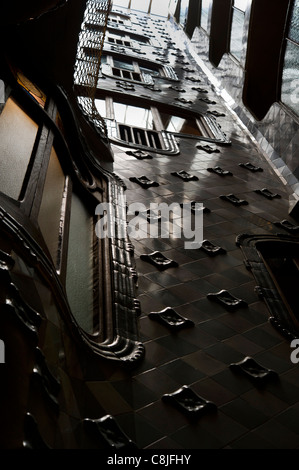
118, 124, 163, 150
74, 0, 112, 135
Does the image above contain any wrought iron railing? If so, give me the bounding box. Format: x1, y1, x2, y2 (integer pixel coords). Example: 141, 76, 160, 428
74, 0, 112, 135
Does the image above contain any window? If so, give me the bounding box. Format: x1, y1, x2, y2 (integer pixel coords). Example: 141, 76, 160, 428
113, 102, 155, 129
100, 53, 169, 83
238, 234, 299, 339
38, 148, 66, 267
230, 0, 247, 61
96, 98, 167, 150
36, 143, 100, 335
107, 36, 132, 47
108, 12, 130, 26
281, 0, 299, 116
105, 28, 151, 47
0, 97, 39, 200
16, 71, 47, 109
93, 95, 230, 153
179, 0, 189, 29
201, 0, 211, 32
113, 57, 135, 71
160, 112, 204, 137
150, 0, 171, 17
65, 192, 95, 334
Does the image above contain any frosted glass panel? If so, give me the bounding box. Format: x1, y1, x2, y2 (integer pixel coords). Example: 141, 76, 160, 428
179, 0, 189, 28
150, 0, 170, 17
130, 0, 149, 14
0, 80, 6, 116
95, 99, 107, 117
282, 41, 299, 116
169, 0, 179, 16
230, 7, 245, 60
288, 0, 299, 44
0, 98, 38, 200
66, 193, 94, 334
38, 148, 65, 265
201, 0, 211, 31
113, 0, 129, 8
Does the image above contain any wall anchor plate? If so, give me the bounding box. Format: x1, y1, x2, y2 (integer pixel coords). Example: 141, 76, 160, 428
207, 290, 248, 311
273, 220, 299, 233
129, 176, 159, 189
140, 251, 179, 270
207, 166, 233, 176
162, 386, 217, 419
230, 357, 278, 384
149, 307, 194, 330
83, 415, 137, 449
239, 162, 263, 172
255, 188, 281, 199
220, 194, 249, 206
171, 170, 199, 182
180, 202, 211, 214
207, 110, 226, 117
196, 144, 220, 154
126, 150, 153, 160
201, 240, 227, 256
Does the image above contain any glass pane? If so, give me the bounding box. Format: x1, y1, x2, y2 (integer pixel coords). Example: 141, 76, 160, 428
112, 68, 122, 77
150, 0, 170, 17
139, 64, 160, 76
179, 0, 189, 28
288, 0, 299, 44
0, 97, 38, 200
234, 0, 248, 12
16, 72, 47, 108
0, 79, 7, 116
169, 0, 178, 16
95, 99, 107, 117
133, 34, 149, 44
113, 58, 134, 71
160, 112, 203, 136
130, 0, 150, 14
201, 0, 211, 31
38, 148, 65, 266
113, 0, 130, 8
66, 193, 94, 334
113, 102, 155, 129
281, 40, 299, 116
107, 29, 124, 38
101, 54, 108, 64
109, 12, 129, 20
230, 7, 245, 60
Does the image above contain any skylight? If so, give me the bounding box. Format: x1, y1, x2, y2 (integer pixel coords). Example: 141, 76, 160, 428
112, 0, 173, 17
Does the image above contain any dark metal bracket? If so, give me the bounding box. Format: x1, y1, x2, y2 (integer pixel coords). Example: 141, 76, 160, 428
162, 386, 217, 419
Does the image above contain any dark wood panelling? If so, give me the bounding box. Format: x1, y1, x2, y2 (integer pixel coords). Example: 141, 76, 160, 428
243, 0, 290, 120
209, 0, 232, 67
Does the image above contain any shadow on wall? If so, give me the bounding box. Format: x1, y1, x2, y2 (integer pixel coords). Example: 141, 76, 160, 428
2, 0, 69, 25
